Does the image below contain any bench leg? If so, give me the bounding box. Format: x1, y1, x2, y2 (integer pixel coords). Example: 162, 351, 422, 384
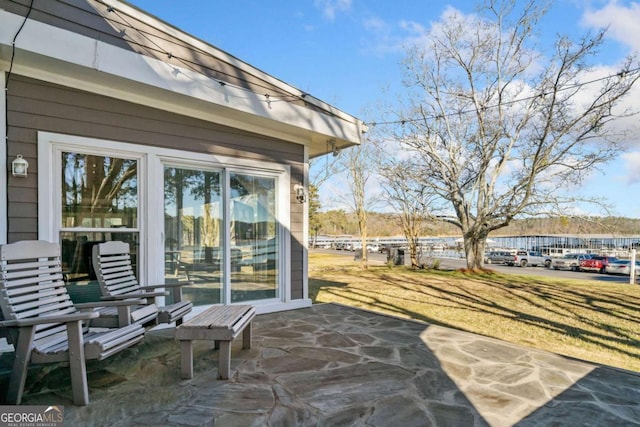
180, 340, 194, 379
218, 340, 231, 380
242, 323, 252, 349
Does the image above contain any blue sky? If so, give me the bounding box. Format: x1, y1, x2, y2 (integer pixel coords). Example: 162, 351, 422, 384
128, 0, 640, 218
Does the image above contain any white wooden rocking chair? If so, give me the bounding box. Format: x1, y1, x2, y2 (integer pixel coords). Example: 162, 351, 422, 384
92, 241, 193, 326
0, 240, 146, 405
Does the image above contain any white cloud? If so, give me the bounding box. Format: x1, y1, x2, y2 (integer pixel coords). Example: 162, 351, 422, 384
582, 1, 640, 53
363, 16, 388, 32
620, 151, 640, 183
565, 64, 640, 148
360, 7, 450, 56
314, 0, 352, 21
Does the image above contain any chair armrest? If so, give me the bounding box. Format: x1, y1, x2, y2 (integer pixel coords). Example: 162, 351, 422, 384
74, 299, 146, 309
141, 283, 192, 289
0, 311, 99, 328
101, 291, 167, 300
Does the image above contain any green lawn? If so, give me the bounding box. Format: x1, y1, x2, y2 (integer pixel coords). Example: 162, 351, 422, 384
309, 252, 640, 372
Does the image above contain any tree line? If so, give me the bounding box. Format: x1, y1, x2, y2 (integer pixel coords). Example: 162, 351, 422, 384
311, 210, 640, 239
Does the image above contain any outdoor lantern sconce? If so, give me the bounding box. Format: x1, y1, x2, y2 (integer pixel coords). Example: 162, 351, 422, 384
11, 154, 29, 178
328, 139, 340, 157
294, 184, 307, 204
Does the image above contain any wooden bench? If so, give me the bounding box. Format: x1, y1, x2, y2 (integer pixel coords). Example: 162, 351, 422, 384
175, 305, 256, 380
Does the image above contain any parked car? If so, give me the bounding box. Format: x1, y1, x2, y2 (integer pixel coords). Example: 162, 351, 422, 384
484, 251, 513, 265
367, 244, 381, 253
507, 250, 551, 267
551, 253, 592, 271
579, 255, 619, 273
604, 260, 640, 275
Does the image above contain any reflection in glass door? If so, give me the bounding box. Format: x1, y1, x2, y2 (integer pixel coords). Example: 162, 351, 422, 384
164, 166, 223, 305
164, 166, 280, 306
230, 173, 278, 302
59, 152, 139, 303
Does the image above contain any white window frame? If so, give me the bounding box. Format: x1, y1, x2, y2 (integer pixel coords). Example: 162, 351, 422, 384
38, 132, 292, 311
38, 132, 147, 278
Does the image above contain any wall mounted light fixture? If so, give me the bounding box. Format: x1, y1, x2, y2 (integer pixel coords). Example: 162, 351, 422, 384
11, 154, 29, 178
327, 139, 340, 157
294, 184, 307, 204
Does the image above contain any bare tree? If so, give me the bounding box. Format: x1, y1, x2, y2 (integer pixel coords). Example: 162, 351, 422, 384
340, 140, 379, 269
309, 141, 342, 189
377, 0, 640, 269
309, 141, 344, 249
378, 156, 435, 268
308, 184, 322, 248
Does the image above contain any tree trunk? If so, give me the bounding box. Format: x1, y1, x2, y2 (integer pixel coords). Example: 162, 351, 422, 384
359, 234, 368, 269
407, 238, 421, 268
464, 235, 486, 270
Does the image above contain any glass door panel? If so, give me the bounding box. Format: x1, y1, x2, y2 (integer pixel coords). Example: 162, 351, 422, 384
229, 173, 278, 302
164, 166, 222, 306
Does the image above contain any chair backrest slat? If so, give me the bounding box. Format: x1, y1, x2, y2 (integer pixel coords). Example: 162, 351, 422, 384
2, 259, 60, 273
101, 267, 134, 278
102, 273, 137, 285
92, 242, 142, 298
1, 241, 78, 343
13, 296, 74, 318
101, 257, 132, 268
3, 279, 65, 298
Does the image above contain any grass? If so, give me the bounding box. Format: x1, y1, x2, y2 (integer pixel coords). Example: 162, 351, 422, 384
308, 252, 640, 372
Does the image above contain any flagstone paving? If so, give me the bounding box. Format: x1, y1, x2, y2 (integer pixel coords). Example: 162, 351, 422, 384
3, 303, 640, 426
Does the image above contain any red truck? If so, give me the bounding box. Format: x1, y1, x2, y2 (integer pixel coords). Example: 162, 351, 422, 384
579, 255, 619, 273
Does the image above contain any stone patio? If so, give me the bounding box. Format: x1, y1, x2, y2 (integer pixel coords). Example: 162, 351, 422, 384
3, 303, 640, 426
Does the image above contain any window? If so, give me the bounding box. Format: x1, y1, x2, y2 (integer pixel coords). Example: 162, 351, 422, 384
60, 153, 140, 301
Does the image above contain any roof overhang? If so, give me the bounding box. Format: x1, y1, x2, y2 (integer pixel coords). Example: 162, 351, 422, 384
0, 6, 365, 158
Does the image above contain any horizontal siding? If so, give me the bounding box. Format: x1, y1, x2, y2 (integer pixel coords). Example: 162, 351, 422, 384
6, 217, 37, 235
7, 74, 305, 242
290, 230, 305, 300
8, 202, 37, 218
8, 78, 302, 163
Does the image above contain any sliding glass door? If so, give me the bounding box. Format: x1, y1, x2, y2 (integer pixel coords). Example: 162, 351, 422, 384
164, 166, 223, 305
229, 173, 278, 302
164, 167, 279, 306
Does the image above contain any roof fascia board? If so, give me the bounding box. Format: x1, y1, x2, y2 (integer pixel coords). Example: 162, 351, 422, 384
103, 0, 358, 124
0, 9, 363, 147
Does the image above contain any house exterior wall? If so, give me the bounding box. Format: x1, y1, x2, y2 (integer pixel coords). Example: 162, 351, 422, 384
6, 74, 306, 299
